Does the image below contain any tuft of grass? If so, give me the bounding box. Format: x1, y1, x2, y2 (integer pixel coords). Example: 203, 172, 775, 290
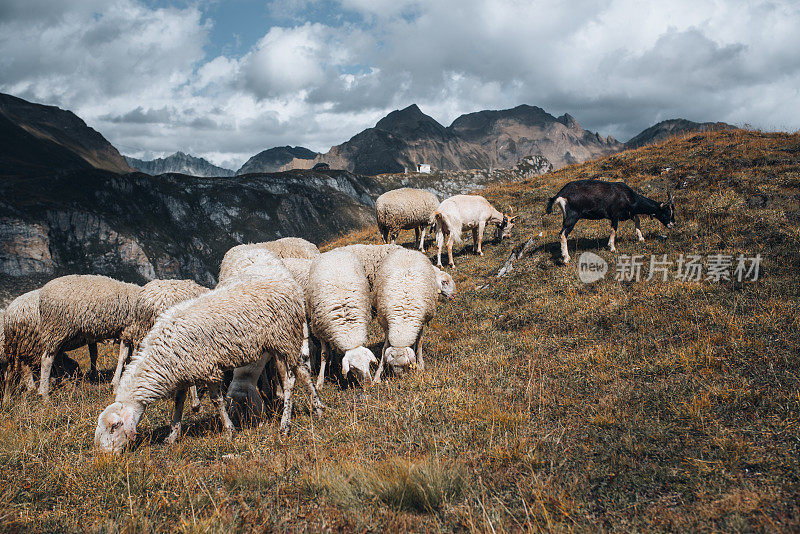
304, 456, 467, 513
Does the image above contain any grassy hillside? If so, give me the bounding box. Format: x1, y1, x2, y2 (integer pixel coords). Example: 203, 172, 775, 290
1, 130, 798, 531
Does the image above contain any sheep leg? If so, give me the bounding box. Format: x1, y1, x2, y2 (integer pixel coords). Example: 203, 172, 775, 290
471, 228, 478, 253
188, 385, 201, 412
418, 226, 427, 252
436, 230, 444, 267
22, 363, 35, 392
37, 350, 55, 399
111, 340, 130, 391
294, 362, 325, 417
476, 221, 485, 255
415, 330, 425, 371
88, 342, 99, 382
275, 359, 296, 435
373, 338, 388, 384
447, 236, 455, 268
167, 388, 187, 444
634, 215, 645, 242
209, 383, 235, 440
608, 219, 618, 253
560, 218, 577, 264
316, 340, 329, 390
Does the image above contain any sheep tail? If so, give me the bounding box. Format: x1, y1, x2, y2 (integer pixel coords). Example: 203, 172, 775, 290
434, 210, 462, 245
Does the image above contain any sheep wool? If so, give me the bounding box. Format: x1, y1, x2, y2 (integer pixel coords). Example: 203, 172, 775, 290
218, 245, 299, 286
336, 244, 404, 290
375, 248, 438, 347
261, 237, 320, 259
96, 268, 322, 452
373, 249, 444, 380
376, 188, 439, 245
280, 257, 313, 293
116, 275, 305, 406
38, 274, 141, 398
113, 279, 210, 390
307, 248, 376, 384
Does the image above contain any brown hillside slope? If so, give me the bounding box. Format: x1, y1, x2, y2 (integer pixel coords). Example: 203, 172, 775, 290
0, 130, 798, 531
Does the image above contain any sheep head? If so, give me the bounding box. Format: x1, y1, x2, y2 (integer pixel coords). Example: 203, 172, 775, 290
434, 268, 456, 300
94, 402, 141, 453
384, 346, 416, 376
342, 346, 377, 382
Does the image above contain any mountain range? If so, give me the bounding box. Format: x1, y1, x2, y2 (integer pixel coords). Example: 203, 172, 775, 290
239, 104, 623, 175
126, 152, 235, 177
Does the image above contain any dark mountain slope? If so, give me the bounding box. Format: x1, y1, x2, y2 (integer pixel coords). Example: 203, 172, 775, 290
0, 92, 132, 173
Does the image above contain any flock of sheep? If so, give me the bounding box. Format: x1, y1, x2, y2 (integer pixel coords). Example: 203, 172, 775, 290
1, 188, 516, 454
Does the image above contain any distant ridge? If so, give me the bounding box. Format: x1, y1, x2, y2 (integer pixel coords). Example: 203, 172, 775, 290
626, 118, 737, 149
236, 146, 318, 175
0, 92, 133, 174
126, 152, 234, 177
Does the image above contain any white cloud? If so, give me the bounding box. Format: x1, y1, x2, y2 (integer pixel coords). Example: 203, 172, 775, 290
1, 0, 799, 170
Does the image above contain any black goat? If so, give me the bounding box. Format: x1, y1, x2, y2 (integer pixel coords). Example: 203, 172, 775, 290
545, 180, 674, 263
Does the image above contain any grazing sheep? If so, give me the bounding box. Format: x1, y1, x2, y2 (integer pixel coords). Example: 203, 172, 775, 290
94, 269, 324, 453
2, 290, 80, 402
433, 194, 517, 268
307, 249, 376, 388
112, 280, 210, 415
373, 249, 455, 382
376, 188, 439, 250
37, 275, 141, 400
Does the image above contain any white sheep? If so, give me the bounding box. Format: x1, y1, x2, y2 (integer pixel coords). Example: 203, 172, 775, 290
94, 269, 324, 452
111, 279, 210, 414
37, 275, 141, 399
433, 194, 517, 267
112, 279, 210, 389
307, 248, 377, 388
373, 249, 455, 382
219, 239, 319, 284
376, 188, 439, 251
2, 289, 80, 402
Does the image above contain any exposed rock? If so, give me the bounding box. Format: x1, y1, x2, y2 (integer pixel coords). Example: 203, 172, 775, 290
0, 168, 384, 293
126, 152, 234, 177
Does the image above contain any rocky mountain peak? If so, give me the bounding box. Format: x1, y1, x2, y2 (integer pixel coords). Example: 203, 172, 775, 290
375, 104, 450, 140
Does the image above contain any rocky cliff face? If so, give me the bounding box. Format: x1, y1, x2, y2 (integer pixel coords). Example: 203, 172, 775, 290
625, 119, 737, 149
278, 104, 620, 175
0, 92, 132, 174
0, 168, 384, 302
126, 152, 235, 177
236, 146, 318, 175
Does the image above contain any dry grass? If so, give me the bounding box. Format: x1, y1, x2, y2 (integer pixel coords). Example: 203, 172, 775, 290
1, 130, 799, 532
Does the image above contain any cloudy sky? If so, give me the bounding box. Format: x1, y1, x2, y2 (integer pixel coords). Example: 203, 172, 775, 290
1, 0, 798, 170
